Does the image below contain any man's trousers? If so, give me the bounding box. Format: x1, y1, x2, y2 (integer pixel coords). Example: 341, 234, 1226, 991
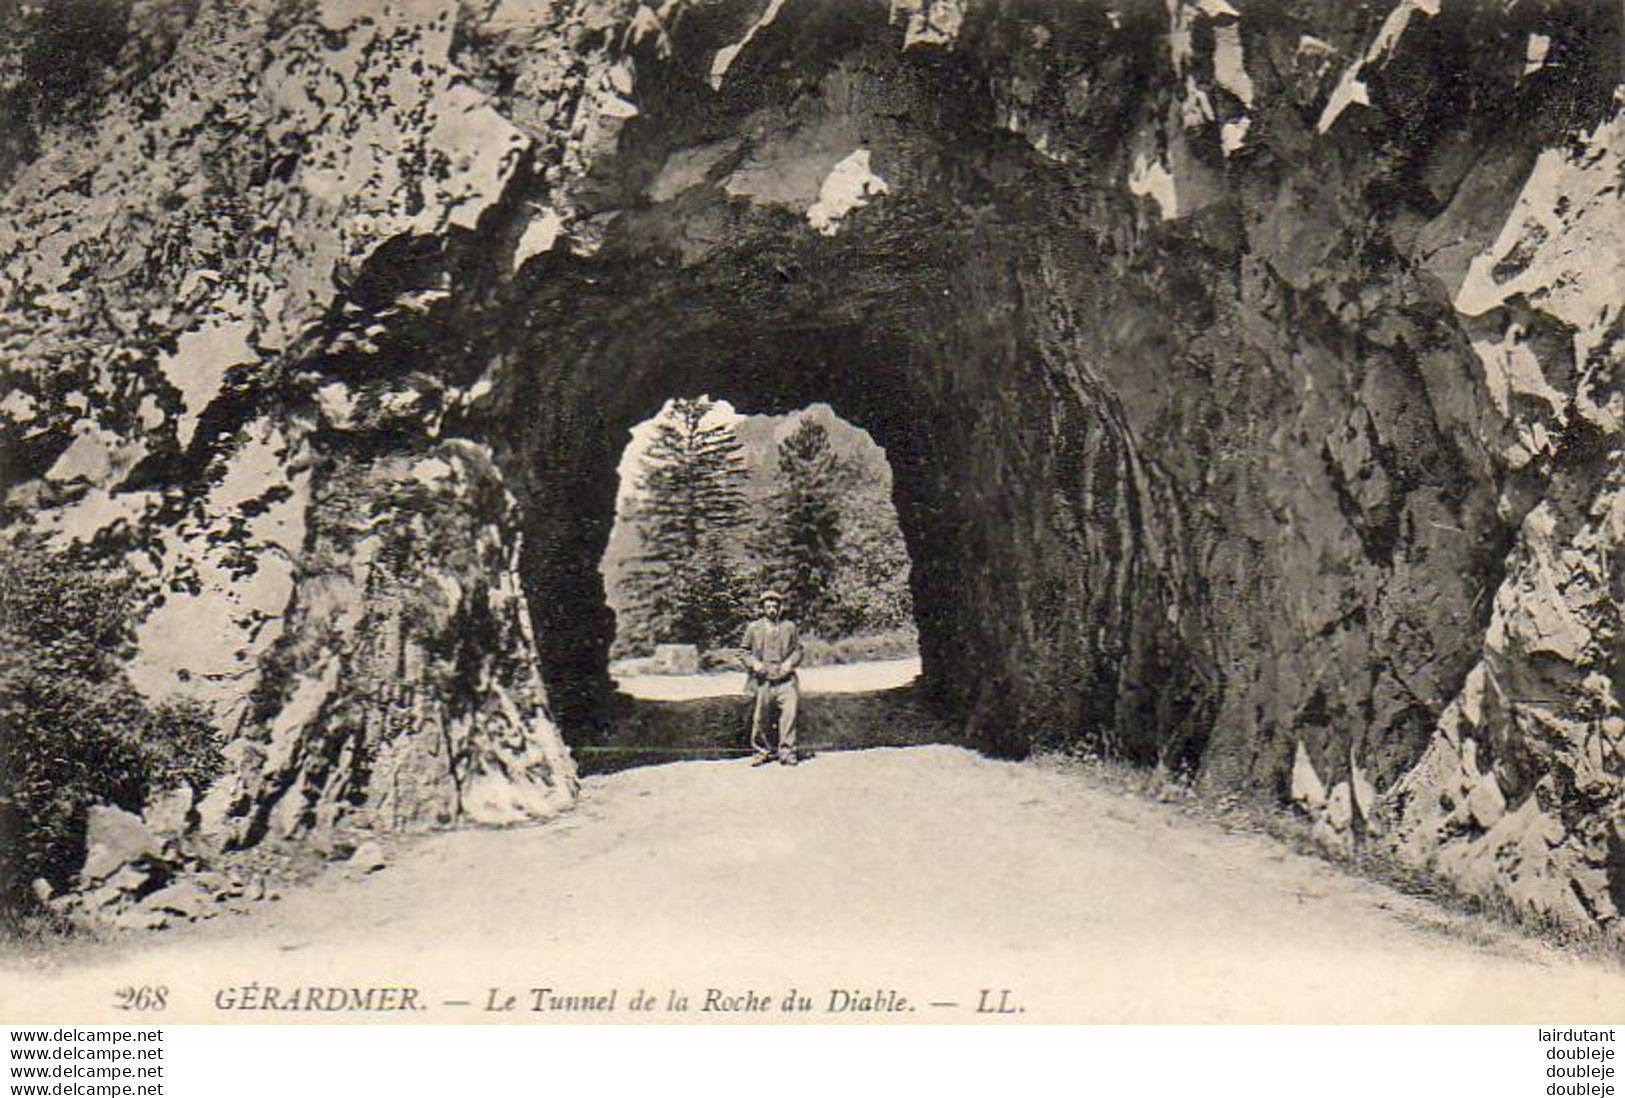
750, 678, 799, 761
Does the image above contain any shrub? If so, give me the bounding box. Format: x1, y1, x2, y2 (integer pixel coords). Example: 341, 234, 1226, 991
691, 629, 920, 675
796, 628, 920, 668
0, 543, 222, 929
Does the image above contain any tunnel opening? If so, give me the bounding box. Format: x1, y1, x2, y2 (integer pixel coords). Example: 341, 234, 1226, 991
469, 4, 1227, 779
492, 237, 1192, 773
579, 394, 927, 772
603, 396, 920, 680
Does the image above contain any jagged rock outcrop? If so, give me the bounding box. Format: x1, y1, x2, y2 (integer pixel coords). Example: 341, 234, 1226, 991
0, 0, 1618, 937
0, 0, 582, 850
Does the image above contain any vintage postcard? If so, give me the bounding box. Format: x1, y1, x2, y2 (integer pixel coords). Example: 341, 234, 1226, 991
0, 0, 1620, 1026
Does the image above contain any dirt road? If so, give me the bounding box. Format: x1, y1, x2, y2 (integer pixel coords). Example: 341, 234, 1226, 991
6, 746, 1623, 1023
613, 657, 921, 700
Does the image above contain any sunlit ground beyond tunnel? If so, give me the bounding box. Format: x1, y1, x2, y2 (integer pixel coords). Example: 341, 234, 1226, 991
580, 398, 943, 774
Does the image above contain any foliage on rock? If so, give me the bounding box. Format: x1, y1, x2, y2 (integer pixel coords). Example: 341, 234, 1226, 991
0, 542, 220, 925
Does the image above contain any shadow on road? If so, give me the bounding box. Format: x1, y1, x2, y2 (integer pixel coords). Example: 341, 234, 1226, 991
578, 681, 952, 775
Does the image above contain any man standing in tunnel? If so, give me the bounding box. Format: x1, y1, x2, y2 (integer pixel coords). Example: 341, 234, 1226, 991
741, 590, 802, 766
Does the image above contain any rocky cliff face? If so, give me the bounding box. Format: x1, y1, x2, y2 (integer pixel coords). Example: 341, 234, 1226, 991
0, 0, 1618, 937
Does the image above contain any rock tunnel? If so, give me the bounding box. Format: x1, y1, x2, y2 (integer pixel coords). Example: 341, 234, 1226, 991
498, 196, 1167, 766
468, 3, 1225, 775
0, 1, 1618, 933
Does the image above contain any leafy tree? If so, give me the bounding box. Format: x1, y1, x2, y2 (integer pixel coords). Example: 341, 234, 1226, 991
827, 462, 914, 636
0, 543, 221, 928
621, 398, 752, 651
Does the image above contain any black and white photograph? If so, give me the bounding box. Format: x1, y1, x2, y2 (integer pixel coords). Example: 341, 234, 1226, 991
0, 0, 1620, 1055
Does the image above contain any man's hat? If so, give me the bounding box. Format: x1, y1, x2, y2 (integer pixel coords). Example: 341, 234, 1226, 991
759, 590, 784, 604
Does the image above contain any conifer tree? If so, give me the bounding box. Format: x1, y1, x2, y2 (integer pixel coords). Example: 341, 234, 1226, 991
757, 418, 844, 634
622, 397, 751, 650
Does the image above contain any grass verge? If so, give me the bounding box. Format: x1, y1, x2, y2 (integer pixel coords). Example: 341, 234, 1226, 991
1034, 749, 1625, 971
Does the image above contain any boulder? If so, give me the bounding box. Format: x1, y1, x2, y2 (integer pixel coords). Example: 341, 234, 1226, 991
1290, 742, 1328, 812
140, 880, 210, 921
348, 840, 388, 873
81, 862, 167, 911
141, 787, 195, 840
652, 644, 701, 675
309, 828, 357, 861
112, 907, 170, 932
80, 805, 162, 884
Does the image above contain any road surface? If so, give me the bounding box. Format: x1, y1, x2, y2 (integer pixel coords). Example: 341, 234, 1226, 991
5, 746, 1622, 1023
613, 656, 920, 700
